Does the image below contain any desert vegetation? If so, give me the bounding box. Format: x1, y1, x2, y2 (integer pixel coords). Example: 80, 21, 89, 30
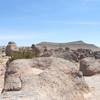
10, 47, 40, 61
5, 42, 40, 61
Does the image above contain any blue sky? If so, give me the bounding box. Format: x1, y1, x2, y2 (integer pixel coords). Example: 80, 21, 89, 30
0, 0, 100, 46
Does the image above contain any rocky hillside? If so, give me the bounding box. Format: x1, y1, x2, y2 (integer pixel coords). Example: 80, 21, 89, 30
37, 41, 100, 51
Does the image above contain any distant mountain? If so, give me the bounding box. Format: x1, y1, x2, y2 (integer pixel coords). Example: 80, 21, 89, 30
37, 41, 100, 51
66, 41, 86, 44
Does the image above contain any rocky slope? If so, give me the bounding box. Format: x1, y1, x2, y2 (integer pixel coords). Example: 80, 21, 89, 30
0, 57, 88, 100
0, 56, 100, 100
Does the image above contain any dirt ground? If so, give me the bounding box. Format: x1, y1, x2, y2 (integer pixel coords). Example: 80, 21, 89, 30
84, 74, 100, 100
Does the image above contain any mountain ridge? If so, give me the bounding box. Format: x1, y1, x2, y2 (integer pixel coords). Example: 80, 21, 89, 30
37, 40, 100, 51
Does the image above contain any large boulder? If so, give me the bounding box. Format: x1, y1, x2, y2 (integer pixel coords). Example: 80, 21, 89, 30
31, 44, 40, 56
1, 57, 88, 100
80, 57, 100, 76
5, 42, 19, 56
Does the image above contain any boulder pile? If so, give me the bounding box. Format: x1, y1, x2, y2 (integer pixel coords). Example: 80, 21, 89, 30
40, 48, 95, 62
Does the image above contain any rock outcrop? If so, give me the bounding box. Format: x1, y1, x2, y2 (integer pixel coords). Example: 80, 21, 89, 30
31, 44, 40, 56
1, 57, 88, 100
0, 63, 5, 94
0, 57, 9, 94
80, 57, 100, 76
5, 42, 19, 56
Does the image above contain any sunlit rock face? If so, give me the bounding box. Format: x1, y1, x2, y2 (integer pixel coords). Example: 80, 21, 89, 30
0, 57, 88, 100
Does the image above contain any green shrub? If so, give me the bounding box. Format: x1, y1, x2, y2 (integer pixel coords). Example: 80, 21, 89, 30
10, 49, 40, 61
65, 47, 70, 51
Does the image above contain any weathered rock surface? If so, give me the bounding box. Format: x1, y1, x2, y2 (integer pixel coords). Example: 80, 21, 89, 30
0, 58, 9, 94
0, 57, 88, 100
52, 51, 78, 62
5, 42, 19, 56
80, 57, 100, 76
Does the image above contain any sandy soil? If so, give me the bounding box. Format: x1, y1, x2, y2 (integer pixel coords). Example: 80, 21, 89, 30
84, 74, 100, 100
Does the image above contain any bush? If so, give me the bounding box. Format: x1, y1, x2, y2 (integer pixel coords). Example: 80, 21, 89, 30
10, 49, 40, 61
65, 47, 70, 51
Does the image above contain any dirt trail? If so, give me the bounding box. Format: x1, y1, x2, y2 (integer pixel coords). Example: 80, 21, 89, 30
84, 74, 100, 100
